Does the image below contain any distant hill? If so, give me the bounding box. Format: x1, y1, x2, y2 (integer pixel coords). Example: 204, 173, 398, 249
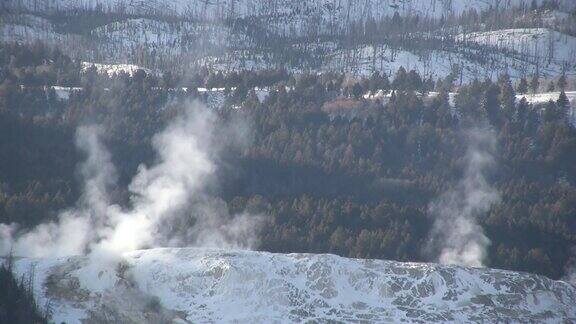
2, 0, 576, 79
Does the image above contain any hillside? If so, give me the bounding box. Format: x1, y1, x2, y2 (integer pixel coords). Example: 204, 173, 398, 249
8, 0, 576, 20
11, 248, 576, 323
2, 0, 576, 78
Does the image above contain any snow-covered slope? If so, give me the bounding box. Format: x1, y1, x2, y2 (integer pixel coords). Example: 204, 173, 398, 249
8, 0, 575, 21
457, 28, 576, 67
2, 1, 575, 79
11, 248, 576, 323
328, 28, 576, 80
0, 14, 67, 44
3, 0, 576, 78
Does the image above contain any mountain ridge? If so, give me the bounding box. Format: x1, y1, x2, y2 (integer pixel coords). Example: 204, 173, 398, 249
5, 0, 576, 19
2, 0, 576, 79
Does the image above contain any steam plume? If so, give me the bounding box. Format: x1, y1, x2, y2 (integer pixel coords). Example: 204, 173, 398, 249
563, 247, 576, 285
0, 102, 261, 258
427, 128, 500, 267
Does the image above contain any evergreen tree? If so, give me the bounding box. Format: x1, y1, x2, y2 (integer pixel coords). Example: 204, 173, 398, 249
392, 67, 408, 91
381, 73, 391, 91
557, 90, 570, 121
516, 97, 529, 127
530, 73, 539, 94
516, 77, 528, 94
482, 83, 502, 127
558, 73, 567, 91
368, 72, 381, 92
352, 83, 364, 99
557, 90, 569, 109
499, 74, 516, 121
544, 100, 560, 122
424, 76, 435, 93
406, 70, 423, 92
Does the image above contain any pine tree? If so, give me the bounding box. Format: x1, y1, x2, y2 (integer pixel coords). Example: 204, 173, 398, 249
516, 97, 529, 126
352, 82, 363, 99
544, 100, 560, 122
516, 77, 528, 94
530, 73, 539, 94
499, 74, 516, 121
557, 90, 570, 121
406, 70, 423, 92
392, 67, 407, 91
424, 76, 435, 93
558, 73, 567, 91
557, 91, 569, 108
368, 72, 381, 92
381, 73, 390, 91
482, 83, 502, 127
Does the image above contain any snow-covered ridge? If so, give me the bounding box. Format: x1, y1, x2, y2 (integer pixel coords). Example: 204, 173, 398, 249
5, 0, 576, 20
11, 248, 576, 323
3, 2, 575, 78
322, 27, 576, 81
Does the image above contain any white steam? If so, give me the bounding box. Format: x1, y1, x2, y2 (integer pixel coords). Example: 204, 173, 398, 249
1, 102, 261, 258
427, 128, 500, 267
563, 247, 576, 285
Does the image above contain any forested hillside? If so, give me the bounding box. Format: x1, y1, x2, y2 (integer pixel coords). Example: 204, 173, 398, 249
1, 43, 575, 280
2, 0, 576, 80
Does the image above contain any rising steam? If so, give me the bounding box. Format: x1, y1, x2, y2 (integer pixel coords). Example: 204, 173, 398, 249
0, 102, 261, 258
427, 128, 500, 267
563, 247, 576, 285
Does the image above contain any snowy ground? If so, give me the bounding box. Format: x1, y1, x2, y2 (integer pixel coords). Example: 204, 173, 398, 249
52, 86, 83, 100
456, 28, 576, 69
0, 14, 66, 44
10, 247, 576, 323
81, 62, 157, 77
517, 91, 576, 105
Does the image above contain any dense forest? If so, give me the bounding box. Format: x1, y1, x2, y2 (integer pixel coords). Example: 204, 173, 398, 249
0, 42, 575, 283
